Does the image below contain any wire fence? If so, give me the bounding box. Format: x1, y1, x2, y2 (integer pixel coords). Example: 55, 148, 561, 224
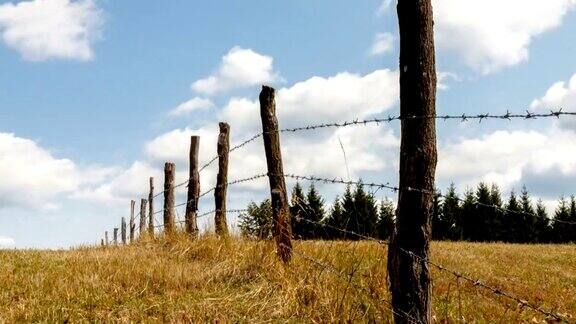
102, 109, 576, 322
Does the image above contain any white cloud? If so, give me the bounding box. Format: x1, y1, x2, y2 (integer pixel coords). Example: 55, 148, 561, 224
437, 128, 576, 194
377, 0, 393, 16
0, 235, 15, 248
168, 97, 214, 117
0, 133, 114, 210
0, 0, 104, 61
379, 0, 576, 74
530, 73, 576, 131
369, 32, 395, 56
191, 46, 279, 95
437, 71, 460, 90
433, 0, 576, 74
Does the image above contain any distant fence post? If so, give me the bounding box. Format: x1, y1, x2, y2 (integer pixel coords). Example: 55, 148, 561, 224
121, 217, 127, 245
387, 0, 438, 323
113, 228, 118, 245
148, 177, 155, 236
259, 85, 292, 263
105, 231, 109, 246
101, 238, 104, 247
185, 136, 200, 237
139, 198, 147, 236
129, 200, 136, 243
215, 122, 230, 237
164, 162, 176, 233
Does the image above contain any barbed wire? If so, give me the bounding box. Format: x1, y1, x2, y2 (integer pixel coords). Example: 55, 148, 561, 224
153, 209, 248, 229
277, 109, 575, 133
292, 216, 569, 322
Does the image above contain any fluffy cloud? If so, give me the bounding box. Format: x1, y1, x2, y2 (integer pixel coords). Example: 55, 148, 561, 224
191, 46, 279, 95
437, 128, 576, 197
432, 0, 576, 74
0, 235, 15, 248
0, 133, 114, 210
379, 0, 576, 73
369, 32, 395, 56
530, 73, 576, 131
0, 0, 104, 61
168, 97, 214, 117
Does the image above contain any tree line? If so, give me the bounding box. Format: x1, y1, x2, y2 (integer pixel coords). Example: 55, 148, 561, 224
239, 182, 576, 243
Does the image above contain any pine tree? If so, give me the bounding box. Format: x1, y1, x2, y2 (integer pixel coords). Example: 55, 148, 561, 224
460, 189, 476, 241
340, 185, 356, 239
432, 189, 448, 240
327, 196, 346, 239
552, 197, 571, 243
350, 183, 379, 238
305, 183, 325, 239
442, 183, 461, 240
239, 200, 272, 239
519, 186, 536, 243
534, 199, 550, 242
504, 190, 522, 242
474, 183, 493, 241
489, 183, 505, 241
289, 183, 307, 239
378, 198, 395, 240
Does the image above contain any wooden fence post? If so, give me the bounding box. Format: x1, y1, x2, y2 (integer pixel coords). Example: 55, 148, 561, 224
148, 177, 155, 236
129, 200, 135, 243
387, 1, 438, 323
105, 231, 109, 246
215, 122, 230, 237
164, 162, 176, 233
101, 238, 104, 247
113, 228, 118, 245
139, 198, 147, 236
259, 85, 292, 263
185, 136, 200, 237
121, 217, 127, 245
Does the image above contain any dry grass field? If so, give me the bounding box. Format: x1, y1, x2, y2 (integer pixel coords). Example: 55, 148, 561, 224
0, 235, 574, 322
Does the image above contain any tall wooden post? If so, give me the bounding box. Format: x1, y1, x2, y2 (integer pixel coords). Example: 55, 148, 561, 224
185, 136, 200, 237
113, 228, 118, 245
148, 177, 155, 236
214, 122, 230, 237
121, 217, 127, 245
387, 1, 438, 323
129, 200, 135, 243
105, 231, 109, 246
101, 238, 104, 247
164, 162, 176, 233
139, 198, 147, 236
259, 85, 292, 263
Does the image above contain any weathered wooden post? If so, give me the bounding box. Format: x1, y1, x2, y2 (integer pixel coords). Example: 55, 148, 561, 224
387, 1, 438, 323
259, 85, 292, 263
215, 122, 230, 237
148, 177, 155, 236
129, 200, 136, 243
113, 228, 118, 245
101, 238, 104, 247
164, 162, 176, 233
185, 136, 200, 237
139, 198, 147, 235
121, 217, 127, 245
105, 231, 109, 246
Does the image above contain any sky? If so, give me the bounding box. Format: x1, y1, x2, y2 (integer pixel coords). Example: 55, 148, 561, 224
2, 0, 576, 248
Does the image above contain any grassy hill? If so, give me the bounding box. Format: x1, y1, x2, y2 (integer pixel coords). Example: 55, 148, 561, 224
0, 236, 574, 322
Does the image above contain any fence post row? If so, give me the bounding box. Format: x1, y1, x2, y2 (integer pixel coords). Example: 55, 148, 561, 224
387, 0, 438, 323
121, 217, 127, 245
148, 177, 154, 236
129, 200, 135, 243
214, 122, 230, 237
185, 136, 200, 237
139, 199, 147, 236
259, 85, 292, 263
113, 227, 118, 245
164, 162, 176, 233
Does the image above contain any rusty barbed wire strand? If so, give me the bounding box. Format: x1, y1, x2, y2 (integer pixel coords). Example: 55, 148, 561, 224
277, 109, 576, 133
153, 209, 248, 229
293, 213, 570, 322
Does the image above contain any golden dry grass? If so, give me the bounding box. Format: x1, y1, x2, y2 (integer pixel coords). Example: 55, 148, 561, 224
0, 235, 574, 323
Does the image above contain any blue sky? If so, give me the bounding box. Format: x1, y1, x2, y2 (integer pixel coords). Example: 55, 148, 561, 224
2, 0, 576, 248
